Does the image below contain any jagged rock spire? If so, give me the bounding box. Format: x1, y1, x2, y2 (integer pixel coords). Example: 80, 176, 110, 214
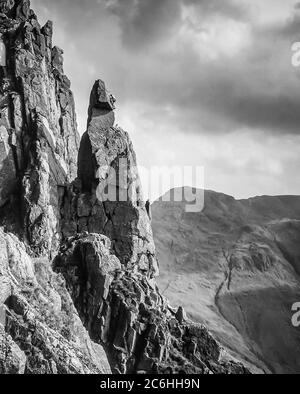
78, 79, 116, 190
65, 79, 159, 278
89, 79, 116, 112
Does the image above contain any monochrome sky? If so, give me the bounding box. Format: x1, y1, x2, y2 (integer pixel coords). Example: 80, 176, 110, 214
32, 0, 300, 200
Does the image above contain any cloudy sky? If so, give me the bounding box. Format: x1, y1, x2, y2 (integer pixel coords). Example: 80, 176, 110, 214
32, 0, 300, 200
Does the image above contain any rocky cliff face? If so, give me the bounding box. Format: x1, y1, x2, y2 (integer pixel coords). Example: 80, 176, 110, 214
55, 79, 248, 374
0, 0, 109, 374
0, 0, 249, 374
0, 0, 79, 257
0, 228, 111, 374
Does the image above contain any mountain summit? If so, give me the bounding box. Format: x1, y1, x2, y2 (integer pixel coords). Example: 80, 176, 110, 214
152, 188, 300, 373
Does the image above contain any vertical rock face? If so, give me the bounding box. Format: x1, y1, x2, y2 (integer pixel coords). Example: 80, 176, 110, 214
62, 79, 159, 279
0, 0, 79, 255
0, 228, 111, 374
0, 0, 110, 374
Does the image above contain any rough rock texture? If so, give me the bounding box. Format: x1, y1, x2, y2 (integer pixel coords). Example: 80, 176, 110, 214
0, 325, 27, 374
0, 0, 110, 374
0, 0, 79, 256
0, 0, 250, 375
61, 80, 159, 279
0, 228, 110, 374
54, 234, 249, 374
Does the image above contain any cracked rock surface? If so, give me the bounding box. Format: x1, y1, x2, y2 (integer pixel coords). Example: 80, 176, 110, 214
0, 228, 110, 374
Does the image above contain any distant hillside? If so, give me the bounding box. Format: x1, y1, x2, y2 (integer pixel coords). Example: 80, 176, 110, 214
152, 188, 300, 374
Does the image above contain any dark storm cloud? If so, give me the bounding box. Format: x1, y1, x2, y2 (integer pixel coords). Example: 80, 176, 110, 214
100, 0, 300, 135
211, 91, 300, 134
104, 0, 249, 49
32, 0, 300, 136
156, 50, 300, 135
30, 0, 300, 198
137, 77, 300, 135
104, 0, 182, 49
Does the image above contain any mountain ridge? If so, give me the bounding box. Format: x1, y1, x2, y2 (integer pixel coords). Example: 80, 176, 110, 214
152, 187, 300, 374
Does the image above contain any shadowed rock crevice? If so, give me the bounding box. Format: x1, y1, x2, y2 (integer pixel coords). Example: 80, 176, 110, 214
77, 132, 94, 192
